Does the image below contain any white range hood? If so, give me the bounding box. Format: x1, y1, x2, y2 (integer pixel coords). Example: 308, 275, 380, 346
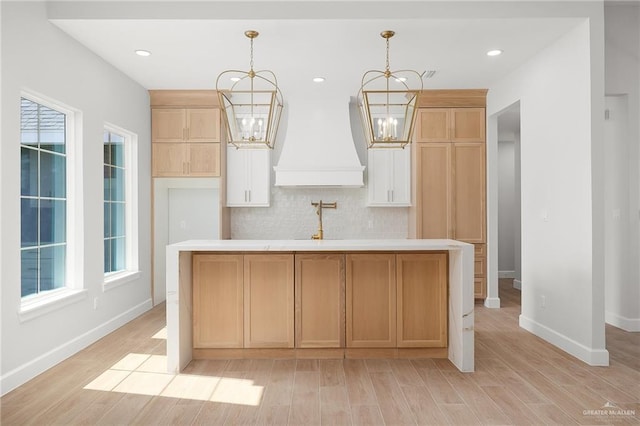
273, 85, 365, 187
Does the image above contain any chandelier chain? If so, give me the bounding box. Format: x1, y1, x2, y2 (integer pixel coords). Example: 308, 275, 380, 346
250, 37, 254, 72
385, 37, 390, 72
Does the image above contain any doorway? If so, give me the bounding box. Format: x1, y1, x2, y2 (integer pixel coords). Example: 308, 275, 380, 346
496, 102, 522, 300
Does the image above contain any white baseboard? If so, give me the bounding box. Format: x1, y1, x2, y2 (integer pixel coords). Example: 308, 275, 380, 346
519, 314, 609, 366
0, 298, 153, 396
605, 311, 640, 332
484, 297, 500, 309
513, 279, 522, 290
498, 270, 515, 279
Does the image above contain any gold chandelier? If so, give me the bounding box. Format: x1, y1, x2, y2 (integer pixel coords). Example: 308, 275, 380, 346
357, 30, 422, 149
216, 30, 283, 149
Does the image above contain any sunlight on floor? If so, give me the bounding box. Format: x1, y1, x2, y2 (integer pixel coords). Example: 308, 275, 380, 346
84, 352, 263, 406
152, 327, 167, 340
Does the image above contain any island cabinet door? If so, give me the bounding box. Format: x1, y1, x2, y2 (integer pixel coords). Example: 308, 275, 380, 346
396, 253, 448, 348
244, 254, 295, 348
346, 253, 396, 347
192, 254, 244, 348
295, 254, 345, 348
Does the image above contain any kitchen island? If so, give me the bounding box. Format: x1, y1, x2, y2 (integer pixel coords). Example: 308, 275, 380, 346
166, 239, 474, 373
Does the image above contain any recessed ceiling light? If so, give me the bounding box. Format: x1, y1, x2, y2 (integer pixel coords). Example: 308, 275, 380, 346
135, 49, 151, 57
487, 49, 503, 57
313, 77, 325, 83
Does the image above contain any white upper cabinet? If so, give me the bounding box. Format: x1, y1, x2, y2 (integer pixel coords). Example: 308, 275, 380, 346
226, 147, 271, 207
367, 148, 411, 207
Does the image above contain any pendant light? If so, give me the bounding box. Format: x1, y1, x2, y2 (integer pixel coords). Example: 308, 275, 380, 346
216, 30, 284, 149
357, 30, 422, 149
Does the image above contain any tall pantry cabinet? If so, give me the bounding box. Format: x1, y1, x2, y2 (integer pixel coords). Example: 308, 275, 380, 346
411, 90, 487, 299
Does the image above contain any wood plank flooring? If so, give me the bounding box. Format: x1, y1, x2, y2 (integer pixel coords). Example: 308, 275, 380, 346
2, 279, 638, 425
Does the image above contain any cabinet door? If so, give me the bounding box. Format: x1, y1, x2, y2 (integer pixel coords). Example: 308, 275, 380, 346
367, 148, 410, 206
451, 108, 485, 142
414, 108, 450, 142
346, 254, 396, 347
226, 148, 270, 207
397, 253, 448, 347
193, 254, 244, 348
188, 143, 220, 177
416, 143, 452, 238
186, 108, 220, 142
244, 254, 294, 348
245, 149, 270, 206
452, 143, 486, 243
152, 109, 186, 142
295, 254, 345, 348
152, 143, 187, 177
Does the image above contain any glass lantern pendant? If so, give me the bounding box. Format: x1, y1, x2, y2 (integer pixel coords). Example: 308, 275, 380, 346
357, 30, 422, 149
216, 30, 284, 149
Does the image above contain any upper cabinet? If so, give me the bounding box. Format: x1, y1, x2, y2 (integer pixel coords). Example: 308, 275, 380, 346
150, 90, 221, 177
414, 107, 485, 143
367, 148, 411, 207
152, 108, 220, 143
226, 147, 271, 207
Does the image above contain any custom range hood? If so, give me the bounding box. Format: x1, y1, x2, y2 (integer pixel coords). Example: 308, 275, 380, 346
273, 85, 365, 187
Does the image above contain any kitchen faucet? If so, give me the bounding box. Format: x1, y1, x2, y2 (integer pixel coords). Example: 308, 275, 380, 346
311, 200, 337, 240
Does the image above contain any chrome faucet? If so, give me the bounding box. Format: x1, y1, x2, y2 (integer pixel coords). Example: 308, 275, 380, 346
311, 200, 337, 240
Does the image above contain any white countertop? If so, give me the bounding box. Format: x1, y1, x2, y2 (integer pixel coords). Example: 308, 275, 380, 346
168, 238, 472, 251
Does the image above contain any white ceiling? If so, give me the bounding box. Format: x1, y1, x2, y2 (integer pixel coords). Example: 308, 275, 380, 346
50, 3, 583, 95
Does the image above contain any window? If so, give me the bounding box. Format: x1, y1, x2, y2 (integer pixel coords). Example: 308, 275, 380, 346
20, 97, 67, 298
103, 124, 138, 288
104, 130, 126, 274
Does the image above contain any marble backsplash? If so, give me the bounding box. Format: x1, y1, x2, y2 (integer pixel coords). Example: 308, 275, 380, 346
230, 186, 408, 240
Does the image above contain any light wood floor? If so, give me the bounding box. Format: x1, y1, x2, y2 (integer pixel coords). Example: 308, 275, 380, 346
2, 279, 638, 425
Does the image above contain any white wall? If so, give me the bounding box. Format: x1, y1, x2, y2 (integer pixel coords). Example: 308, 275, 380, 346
497, 140, 516, 276
488, 17, 609, 365
153, 178, 221, 304
604, 2, 640, 332
0, 2, 152, 394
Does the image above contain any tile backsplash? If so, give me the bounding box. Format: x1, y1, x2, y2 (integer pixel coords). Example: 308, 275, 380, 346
231, 187, 408, 240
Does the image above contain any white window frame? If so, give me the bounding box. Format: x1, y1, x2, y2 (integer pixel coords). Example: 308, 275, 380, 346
103, 123, 140, 292
19, 91, 86, 322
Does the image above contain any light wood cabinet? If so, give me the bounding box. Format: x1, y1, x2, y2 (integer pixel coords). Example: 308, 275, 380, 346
152, 108, 220, 143
151, 107, 221, 177
414, 107, 485, 143
243, 254, 294, 348
345, 253, 449, 349
367, 148, 411, 206
346, 254, 396, 348
192, 250, 449, 356
412, 90, 487, 299
192, 254, 244, 348
452, 143, 486, 243
295, 254, 345, 348
226, 147, 270, 207
396, 253, 448, 347
416, 142, 487, 242
415, 143, 452, 238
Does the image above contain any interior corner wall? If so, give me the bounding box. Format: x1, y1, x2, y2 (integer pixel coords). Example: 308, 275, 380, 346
0, 2, 152, 395
603, 2, 640, 332
487, 19, 608, 365
497, 140, 516, 276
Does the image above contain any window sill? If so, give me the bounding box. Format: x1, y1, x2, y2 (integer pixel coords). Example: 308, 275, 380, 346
19, 288, 88, 323
103, 270, 141, 292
